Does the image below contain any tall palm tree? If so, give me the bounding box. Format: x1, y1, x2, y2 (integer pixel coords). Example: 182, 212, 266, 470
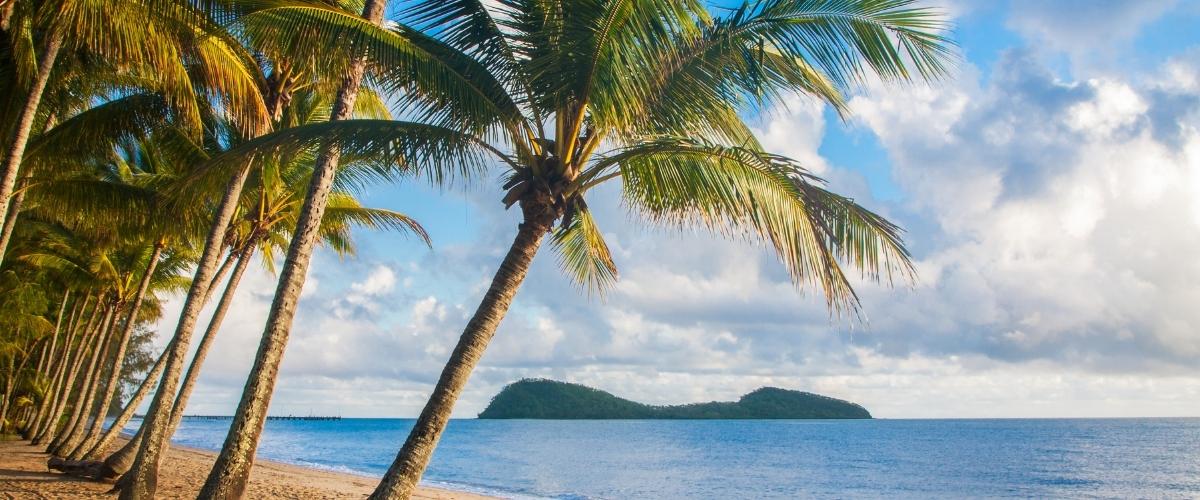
40, 132, 215, 464
31, 290, 96, 445
227, 1, 953, 497
7, 224, 117, 453
0, 271, 55, 429
194, 0, 398, 496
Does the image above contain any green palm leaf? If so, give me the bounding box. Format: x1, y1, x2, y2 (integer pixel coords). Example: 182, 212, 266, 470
550, 204, 618, 295
589, 136, 912, 314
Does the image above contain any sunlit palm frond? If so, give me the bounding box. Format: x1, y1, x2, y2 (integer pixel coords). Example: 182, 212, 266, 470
183, 119, 500, 200
550, 204, 618, 296
239, 5, 527, 141
23, 94, 173, 172
323, 194, 431, 247
589, 136, 913, 314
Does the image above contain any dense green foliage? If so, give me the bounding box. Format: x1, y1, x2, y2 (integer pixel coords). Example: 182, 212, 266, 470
478, 379, 871, 419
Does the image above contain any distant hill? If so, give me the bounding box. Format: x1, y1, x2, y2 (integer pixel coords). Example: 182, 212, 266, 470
478, 379, 871, 419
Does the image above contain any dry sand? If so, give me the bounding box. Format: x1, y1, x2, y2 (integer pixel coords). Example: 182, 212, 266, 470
0, 438, 494, 499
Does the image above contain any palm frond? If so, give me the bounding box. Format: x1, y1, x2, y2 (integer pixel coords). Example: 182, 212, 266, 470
181, 119, 500, 201
589, 136, 913, 315
239, 5, 527, 141
322, 194, 431, 247
550, 203, 618, 296
23, 94, 172, 171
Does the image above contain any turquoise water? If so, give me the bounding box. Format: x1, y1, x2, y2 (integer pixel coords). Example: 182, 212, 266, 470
129, 417, 1200, 499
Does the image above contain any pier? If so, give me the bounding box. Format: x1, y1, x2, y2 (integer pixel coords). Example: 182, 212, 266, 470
134, 414, 341, 421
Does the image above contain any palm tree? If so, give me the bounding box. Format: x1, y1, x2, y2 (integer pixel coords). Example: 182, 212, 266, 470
0, 0, 267, 266
0, 275, 55, 430
81, 112, 426, 481
17, 234, 150, 456
31, 290, 95, 445
224, 1, 953, 497
3, 203, 183, 451
195, 0, 397, 496
5, 221, 124, 454
0, 3, 269, 461
0, 7, 268, 458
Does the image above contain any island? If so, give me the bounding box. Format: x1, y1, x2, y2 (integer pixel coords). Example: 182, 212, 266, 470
478, 379, 871, 419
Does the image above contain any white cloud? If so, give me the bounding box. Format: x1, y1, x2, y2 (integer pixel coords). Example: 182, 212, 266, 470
1067, 80, 1147, 135
842, 51, 1200, 371
352, 265, 397, 295
754, 95, 831, 174
1005, 0, 1177, 64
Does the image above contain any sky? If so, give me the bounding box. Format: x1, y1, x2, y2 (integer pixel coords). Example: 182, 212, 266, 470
149, 0, 1200, 419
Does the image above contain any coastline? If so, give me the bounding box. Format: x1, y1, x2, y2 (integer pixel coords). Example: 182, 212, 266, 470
0, 437, 496, 499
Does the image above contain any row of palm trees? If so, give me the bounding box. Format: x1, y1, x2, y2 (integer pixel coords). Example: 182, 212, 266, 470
0, 0, 953, 498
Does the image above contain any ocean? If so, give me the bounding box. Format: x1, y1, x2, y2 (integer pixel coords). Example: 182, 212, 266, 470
131, 417, 1200, 499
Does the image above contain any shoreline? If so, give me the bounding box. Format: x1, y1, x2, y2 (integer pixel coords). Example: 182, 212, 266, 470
0, 437, 496, 499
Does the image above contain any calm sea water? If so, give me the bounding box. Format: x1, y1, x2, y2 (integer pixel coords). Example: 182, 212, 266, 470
125, 417, 1200, 499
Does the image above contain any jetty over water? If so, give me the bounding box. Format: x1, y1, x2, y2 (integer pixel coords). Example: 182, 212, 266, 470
134, 414, 341, 421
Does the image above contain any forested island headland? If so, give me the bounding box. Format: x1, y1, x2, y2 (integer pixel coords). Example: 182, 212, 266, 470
478, 379, 871, 419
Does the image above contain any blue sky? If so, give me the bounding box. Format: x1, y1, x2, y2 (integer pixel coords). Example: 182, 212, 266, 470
151, 0, 1200, 418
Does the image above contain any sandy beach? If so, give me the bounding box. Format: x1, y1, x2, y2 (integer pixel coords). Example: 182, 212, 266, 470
0, 438, 493, 499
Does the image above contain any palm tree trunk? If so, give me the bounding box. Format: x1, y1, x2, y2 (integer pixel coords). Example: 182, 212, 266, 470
171, 247, 254, 432
100, 421, 146, 484
6, 341, 40, 429
54, 305, 117, 454
0, 174, 28, 263
203, 250, 237, 305
69, 244, 164, 459
19, 341, 50, 430
0, 0, 15, 31
34, 337, 50, 380
0, 105, 55, 262
0, 30, 61, 266
44, 299, 104, 449
52, 304, 117, 456
33, 295, 90, 444
369, 209, 553, 500
24, 290, 69, 438
94, 248, 251, 479
118, 160, 254, 500
196, 2, 387, 496
83, 345, 167, 462
33, 297, 86, 442
1, 354, 16, 431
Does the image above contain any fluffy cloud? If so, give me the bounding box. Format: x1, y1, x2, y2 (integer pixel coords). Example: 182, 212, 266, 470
845, 50, 1200, 372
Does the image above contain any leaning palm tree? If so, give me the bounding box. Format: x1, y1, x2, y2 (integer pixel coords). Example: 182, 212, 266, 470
192, 0, 954, 497
193, 0, 397, 497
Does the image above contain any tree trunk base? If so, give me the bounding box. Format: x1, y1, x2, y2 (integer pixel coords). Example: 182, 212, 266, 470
46, 457, 120, 481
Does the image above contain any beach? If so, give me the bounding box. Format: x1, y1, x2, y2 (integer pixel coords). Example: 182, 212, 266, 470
0, 438, 492, 499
